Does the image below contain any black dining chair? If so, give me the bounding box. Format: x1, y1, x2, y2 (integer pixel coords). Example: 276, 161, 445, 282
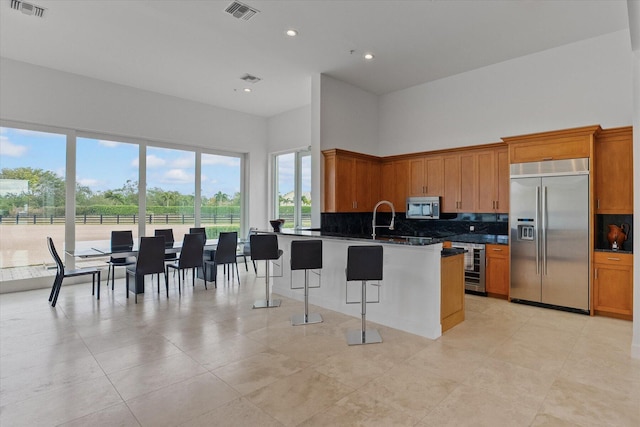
166, 233, 206, 293
204, 231, 240, 287
154, 228, 177, 262
47, 237, 101, 307
106, 230, 136, 290
125, 236, 167, 303
189, 227, 207, 238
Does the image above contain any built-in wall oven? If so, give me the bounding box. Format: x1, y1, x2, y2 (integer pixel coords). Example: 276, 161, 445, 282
451, 242, 486, 294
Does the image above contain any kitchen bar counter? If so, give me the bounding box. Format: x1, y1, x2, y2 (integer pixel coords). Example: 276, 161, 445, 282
274, 229, 508, 246
270, 230, 447, 339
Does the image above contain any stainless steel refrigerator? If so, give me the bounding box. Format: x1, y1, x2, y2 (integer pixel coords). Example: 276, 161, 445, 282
509, 158, 590, 313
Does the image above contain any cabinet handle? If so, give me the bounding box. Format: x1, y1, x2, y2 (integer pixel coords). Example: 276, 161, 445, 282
597, 199, 600, 209
492, 248, 502, 251
495, 200, 499, 210
595, 268, 598, 280
492, 201, 496, 209
607, 257, 621, 261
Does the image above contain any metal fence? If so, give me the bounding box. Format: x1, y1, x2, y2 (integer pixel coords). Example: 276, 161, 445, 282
1, 213, 239, 225
0, 212, 310, 225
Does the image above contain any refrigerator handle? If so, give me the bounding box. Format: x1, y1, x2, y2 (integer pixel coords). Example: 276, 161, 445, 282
535, 186, 540, 275
542, 186, 547, 275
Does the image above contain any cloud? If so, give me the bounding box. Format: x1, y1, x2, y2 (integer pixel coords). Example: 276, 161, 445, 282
131, 154, 166, 168
172, 156, 195, 168
162, 169, 193, 183
98, 140, 121, 148
0, 136, 28, 157
77, 177, 101, 186
202, 154, 241, 167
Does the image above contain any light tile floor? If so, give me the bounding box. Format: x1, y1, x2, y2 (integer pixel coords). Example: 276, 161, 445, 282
1, 268, 639, 426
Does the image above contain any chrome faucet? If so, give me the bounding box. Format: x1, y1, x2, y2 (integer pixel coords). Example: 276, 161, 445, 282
372, 200, 396, 240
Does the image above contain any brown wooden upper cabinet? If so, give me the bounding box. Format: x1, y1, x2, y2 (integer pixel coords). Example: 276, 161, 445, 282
442, 151, 477, 212
595, 127, 633, 214
476, 147, 509, 213
323, 149, 381, 212
502, 125, 600, 164
379, 159, 411, 212
408, 156, 444, 197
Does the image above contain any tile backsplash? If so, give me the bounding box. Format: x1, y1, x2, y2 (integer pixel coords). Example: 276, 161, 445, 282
321, 212, 508, 238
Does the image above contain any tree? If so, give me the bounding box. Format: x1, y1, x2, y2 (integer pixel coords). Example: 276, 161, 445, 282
0, 167, 66, 213
214, 191, 229, 205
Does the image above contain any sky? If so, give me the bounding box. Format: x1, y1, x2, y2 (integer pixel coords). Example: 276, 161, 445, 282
0, 127, 245, 198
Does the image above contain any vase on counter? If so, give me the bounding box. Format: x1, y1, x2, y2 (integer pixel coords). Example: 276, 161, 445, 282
270, 219, 285, 232
607, 223, 630, 250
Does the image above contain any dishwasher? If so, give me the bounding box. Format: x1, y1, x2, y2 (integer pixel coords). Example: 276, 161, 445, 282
450, 242, 486, 295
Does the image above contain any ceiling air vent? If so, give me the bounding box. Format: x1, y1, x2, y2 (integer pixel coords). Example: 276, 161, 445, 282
224, 1, 259, 21
10, 0, 46, 17
240, 73, 262, 84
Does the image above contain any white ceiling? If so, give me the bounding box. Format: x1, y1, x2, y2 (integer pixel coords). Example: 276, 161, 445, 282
0, 0, 630, 117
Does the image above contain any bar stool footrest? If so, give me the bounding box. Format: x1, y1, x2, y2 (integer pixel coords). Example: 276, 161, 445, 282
346, 329, 382, 345
253, 299, 281, 309
291, 312, 323, 326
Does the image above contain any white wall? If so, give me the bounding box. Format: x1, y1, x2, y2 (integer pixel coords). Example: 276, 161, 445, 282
267, 105, 311, 153
0, 58, 269, 228
628, 0, 640, 359
319, 74, 379, 155
378, 30, 633, 155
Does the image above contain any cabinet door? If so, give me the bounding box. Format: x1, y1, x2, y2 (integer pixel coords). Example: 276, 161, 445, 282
595, 127, 633, 214
409, 158, 426, 196
486, 244, 509, 297
394, 159, 410, 212
380, 161, 395, 212
594, 263, 633, 317
459, 152, 477, 212
425, 156, 443, 196
335, 156, 356, 211
496, 148, 509, 213
593, 252, 633, 318
442, 155, 460, 212
353, 158, 370, 211
477, 150, 496, 212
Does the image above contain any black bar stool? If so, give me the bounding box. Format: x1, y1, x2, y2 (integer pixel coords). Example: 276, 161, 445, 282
290, 240, 323, 326
251, 234, 283, 309
346, 245, 383, 345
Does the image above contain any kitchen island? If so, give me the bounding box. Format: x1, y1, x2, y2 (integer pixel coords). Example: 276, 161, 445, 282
270, 229, 464, 339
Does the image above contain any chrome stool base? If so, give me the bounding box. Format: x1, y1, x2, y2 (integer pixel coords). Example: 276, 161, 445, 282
291, 312, 323, 326
346, 328, 382, 345
252, 298, 281, 309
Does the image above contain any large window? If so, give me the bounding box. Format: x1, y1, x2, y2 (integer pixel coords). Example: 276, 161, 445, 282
200, 153, 242, 238
146, 146, 195, 239
274, 149, 311, 229
0, 123, 246, 277
76, 137, 140, 244
0, 127, 66, 268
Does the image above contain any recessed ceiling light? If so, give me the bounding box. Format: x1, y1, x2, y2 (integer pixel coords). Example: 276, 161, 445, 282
243, 88, 252, 93
286, 29, 298, 37
363, 53, 375, 60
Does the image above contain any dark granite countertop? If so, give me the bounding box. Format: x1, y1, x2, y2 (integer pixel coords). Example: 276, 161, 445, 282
268, 229, 509, 256
441, 247, 467, 258
444, 233, 509, 245
594, 248, 633, 254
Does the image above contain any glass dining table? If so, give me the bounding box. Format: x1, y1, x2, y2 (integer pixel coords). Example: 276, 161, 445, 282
66, 239, 219, 294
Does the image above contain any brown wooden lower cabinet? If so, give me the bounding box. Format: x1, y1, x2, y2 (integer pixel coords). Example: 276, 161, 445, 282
593, 251, 633, 320
441, 253, 465, 332
486, 244, 510, 298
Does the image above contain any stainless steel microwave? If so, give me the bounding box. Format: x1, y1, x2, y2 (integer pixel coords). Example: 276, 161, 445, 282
406, 196, 440, 219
